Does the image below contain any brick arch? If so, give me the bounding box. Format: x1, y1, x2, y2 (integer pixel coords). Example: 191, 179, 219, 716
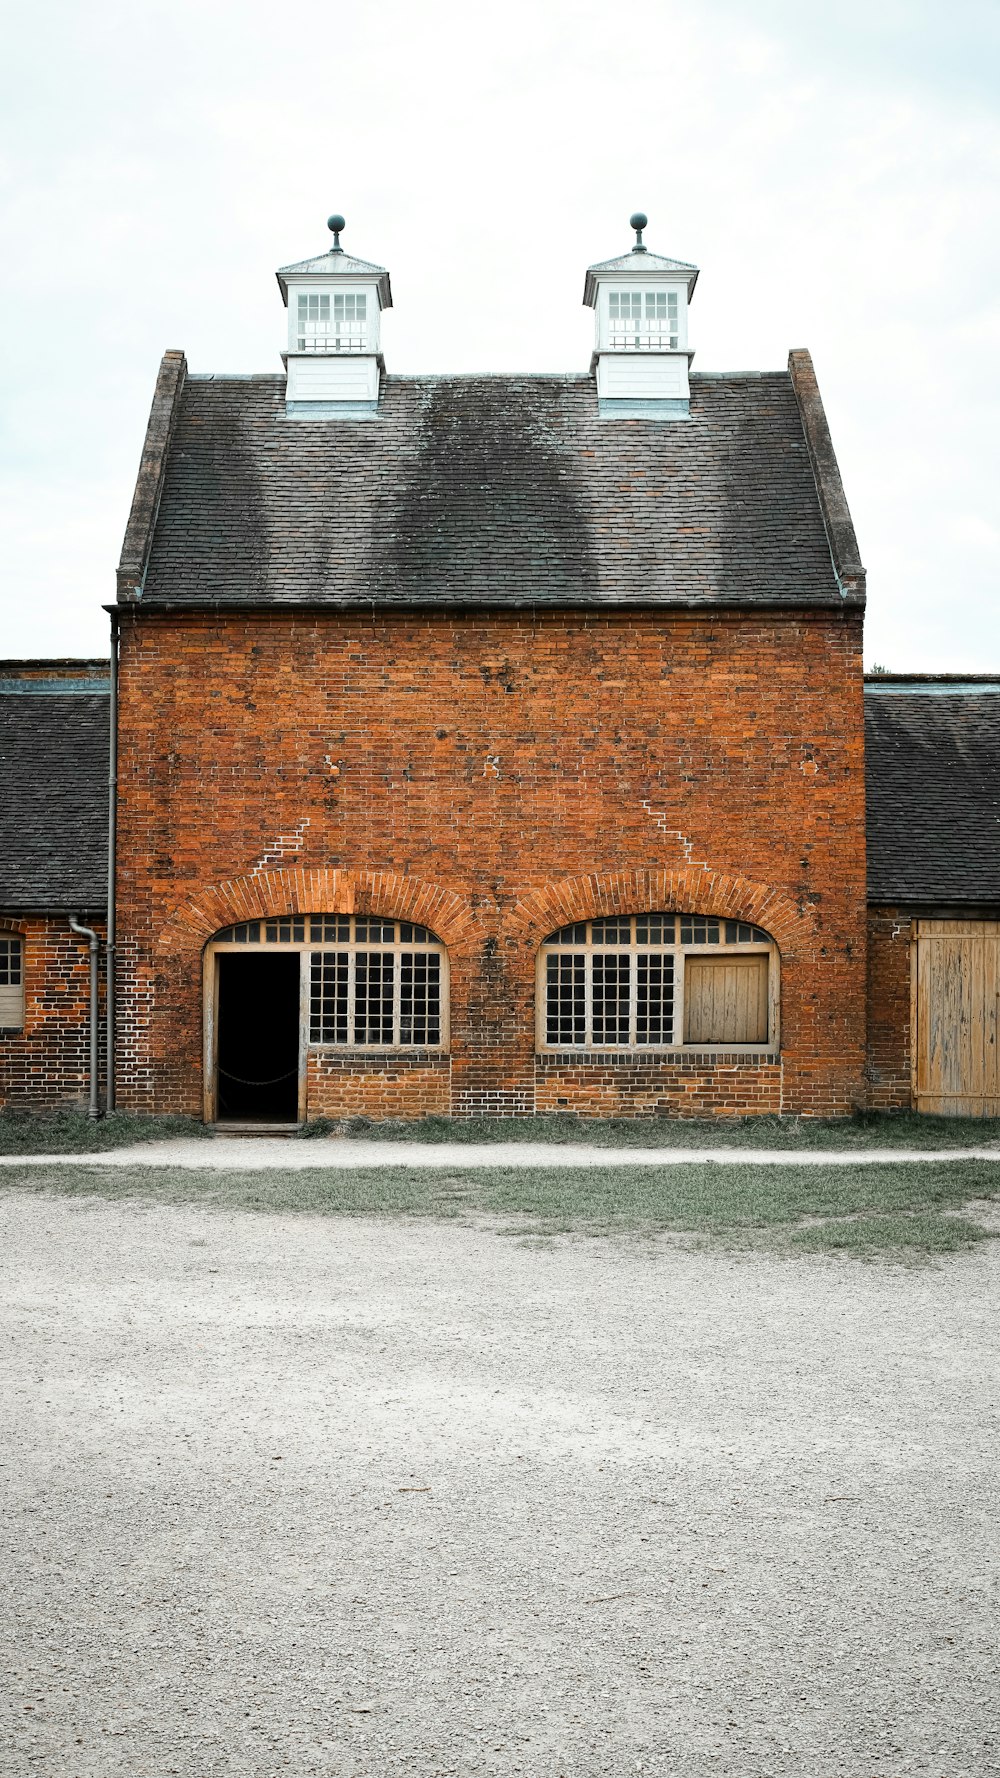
511, 866, 810, 955
155, 869, 476, 958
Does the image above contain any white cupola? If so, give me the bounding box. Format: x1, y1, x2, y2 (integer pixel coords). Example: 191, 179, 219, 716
583, 213, 699, 418
276, 214, 392, 418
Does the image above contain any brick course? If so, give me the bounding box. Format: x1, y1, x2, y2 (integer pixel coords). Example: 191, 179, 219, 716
113, 607, 867, 1120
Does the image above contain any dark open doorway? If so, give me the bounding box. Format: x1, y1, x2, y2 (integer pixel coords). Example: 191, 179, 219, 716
216, 953, 301, 1124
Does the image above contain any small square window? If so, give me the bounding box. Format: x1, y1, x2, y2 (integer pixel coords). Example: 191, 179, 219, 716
0, 935, 24, 1030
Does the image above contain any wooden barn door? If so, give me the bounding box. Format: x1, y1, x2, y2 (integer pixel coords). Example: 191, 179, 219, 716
913, 921, 1000, 1116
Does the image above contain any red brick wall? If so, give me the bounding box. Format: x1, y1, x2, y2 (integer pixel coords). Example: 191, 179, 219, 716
536, 1054, 782, 1117
0, 915, 104, 1110
307, 1051, 451, 1120
113, 608, 867, 1119
866, 907, 913, 1110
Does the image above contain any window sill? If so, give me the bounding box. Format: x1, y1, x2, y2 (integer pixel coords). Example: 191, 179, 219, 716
537, 1049, 779, 1065
309, 1046, 448, 1061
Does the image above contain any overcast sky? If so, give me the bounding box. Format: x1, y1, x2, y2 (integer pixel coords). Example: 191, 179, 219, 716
1, 0, 998, 667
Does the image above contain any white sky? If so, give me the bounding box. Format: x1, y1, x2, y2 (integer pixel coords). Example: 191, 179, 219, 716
1, 0, 998, 667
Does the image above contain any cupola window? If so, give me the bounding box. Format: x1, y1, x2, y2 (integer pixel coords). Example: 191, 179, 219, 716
296, 291, 368, 352
608, 289, 679, 350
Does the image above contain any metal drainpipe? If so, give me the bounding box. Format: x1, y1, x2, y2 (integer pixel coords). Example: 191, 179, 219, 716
106, 611, 119, 1111
69, 915, 100, 1119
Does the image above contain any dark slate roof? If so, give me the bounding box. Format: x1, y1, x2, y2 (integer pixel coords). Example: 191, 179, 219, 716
139, 372, 848, 610
0, 693, 108, 908
865, 688, 1000, 903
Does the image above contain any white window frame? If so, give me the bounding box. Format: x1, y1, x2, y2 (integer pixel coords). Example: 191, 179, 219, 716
535, 914, 778, 1055
0, 929, 24, 1031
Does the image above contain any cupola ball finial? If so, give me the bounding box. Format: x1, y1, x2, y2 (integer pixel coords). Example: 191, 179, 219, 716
327, 213, 346, 254
629, 211, 648, 253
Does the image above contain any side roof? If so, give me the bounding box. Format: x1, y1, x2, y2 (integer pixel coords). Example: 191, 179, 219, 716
118, 352, 864, 611
0, 670, 109, 910
865, 681, 1000, 904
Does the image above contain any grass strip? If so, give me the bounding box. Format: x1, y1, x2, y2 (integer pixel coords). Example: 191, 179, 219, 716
299, 1111, 1000, 1149
0, 1110, 210, 1154
2, 1158, 997, 1258
3, 1107, 1000, 1155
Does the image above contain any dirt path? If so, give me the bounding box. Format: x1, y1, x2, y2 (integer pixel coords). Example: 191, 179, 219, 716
2, 1193, 997, 1776
2, 1135, 999, 1168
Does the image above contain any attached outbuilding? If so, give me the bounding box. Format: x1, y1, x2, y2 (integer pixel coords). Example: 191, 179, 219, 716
865, 678, 1000, 1117
0, 661, 109, 1112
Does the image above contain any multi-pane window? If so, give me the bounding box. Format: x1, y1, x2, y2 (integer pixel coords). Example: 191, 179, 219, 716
607, 289, 680, 349
539, 914, 773, 1050
212, 916, 444, 1049
295, 291, 368, 352
0, 934, 24, 1030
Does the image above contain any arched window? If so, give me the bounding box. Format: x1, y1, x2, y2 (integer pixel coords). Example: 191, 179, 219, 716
537, 914, 776, 1052
0, 930, 24, 1031
211, 915, 448, 1049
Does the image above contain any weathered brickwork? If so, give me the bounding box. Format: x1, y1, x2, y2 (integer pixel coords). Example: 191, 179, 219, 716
113, 607, 867, 1120
535, 1055, 782, 1117
865, 906, 914, 1110
307, 1051, 451, 1120
0, 915, 104, 1109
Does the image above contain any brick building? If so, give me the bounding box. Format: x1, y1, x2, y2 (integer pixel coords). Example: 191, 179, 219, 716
2, 218, 998, 1121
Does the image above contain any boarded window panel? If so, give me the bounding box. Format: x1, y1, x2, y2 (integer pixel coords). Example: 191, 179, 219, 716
684, 956, 768, 1045
915, 923, 1000, 1116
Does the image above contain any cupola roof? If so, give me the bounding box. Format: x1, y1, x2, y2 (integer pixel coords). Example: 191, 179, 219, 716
583, 248, 699, 306
276, 228, 392, 309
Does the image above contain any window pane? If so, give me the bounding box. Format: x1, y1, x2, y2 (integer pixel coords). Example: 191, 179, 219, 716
680, 916, 720, 945
552, 922, 588, 944
636, 953, 673, 1043
354, 918, 396, 943
310, 951, 349, 1043
592, 954, 630, 1044
400, 952, 441, 1045
311, 915, 351, 943
590, 916, 631, 945
636, 914, 674, 945
724, 920, 769, 944
355, 952, 394, 1044
546, 953, 586, 1045
0, 937, 22, 986
265, 918, 305, 943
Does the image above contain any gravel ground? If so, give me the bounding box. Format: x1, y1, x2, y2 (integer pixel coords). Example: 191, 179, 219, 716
2, 1136, 999, 1169
2, 1193, 999, 1778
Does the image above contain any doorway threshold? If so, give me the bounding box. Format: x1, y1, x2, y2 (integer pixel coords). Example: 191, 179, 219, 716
212, 1121, 302, 1137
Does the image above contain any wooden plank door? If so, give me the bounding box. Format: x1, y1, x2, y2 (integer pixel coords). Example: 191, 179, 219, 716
913, 921, 1000, 1116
